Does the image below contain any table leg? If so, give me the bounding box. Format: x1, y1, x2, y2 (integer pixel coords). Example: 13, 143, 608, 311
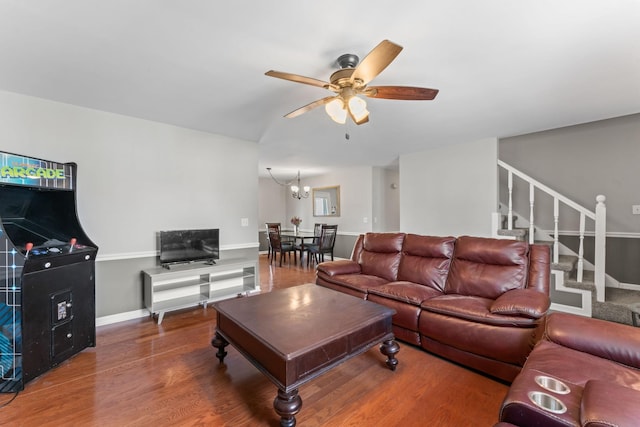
211, 332, 229, 363
273, 388, 302, 427
380, 339, 400, 371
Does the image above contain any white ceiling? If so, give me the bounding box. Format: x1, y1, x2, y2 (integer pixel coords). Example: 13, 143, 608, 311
1, 1, 639, 180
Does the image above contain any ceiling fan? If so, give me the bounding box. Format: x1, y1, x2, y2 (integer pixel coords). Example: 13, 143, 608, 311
265, 40, 439, 125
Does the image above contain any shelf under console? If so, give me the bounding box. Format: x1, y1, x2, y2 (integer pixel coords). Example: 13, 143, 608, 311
142, 257, 260, 324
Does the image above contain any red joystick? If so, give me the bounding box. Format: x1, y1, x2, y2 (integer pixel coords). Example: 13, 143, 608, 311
69, 238, 77, 252
25, 242, 33, 256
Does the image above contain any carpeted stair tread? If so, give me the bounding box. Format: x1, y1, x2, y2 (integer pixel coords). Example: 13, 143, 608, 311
497, 228, 528, 238
605, 287, 640, 306
594, 288, 640, 326
552, 255, 578, 272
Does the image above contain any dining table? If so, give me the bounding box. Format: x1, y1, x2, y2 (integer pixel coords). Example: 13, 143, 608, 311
280, 230, 317, 265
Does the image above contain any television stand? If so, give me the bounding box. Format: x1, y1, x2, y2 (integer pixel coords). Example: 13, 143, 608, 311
143, 257, 260, 324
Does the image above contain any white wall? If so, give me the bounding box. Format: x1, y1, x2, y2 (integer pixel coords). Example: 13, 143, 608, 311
372, 167, 400, 232
0, 90, 259, 317
500, 113, 640, 233
0, 90, 258, 257
282, 166, 374, 234
383, 168, 400, 231
258, 177, 287, 229
400, 138, 498, 237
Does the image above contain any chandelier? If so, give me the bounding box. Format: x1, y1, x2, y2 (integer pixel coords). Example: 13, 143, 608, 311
266, 168, 310, 199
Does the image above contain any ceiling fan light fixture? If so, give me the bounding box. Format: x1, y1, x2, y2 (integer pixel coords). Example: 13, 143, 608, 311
325, 98, 347, 124
348, 95, 369, 122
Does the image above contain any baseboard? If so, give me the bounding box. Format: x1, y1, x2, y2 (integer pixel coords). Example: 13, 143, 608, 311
96, 309, 149, 327
618, 282, 640, 291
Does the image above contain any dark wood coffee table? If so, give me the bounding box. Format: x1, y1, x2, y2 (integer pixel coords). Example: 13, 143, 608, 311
211, 283, 399, 427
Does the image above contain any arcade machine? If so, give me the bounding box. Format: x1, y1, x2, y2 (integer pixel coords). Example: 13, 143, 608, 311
0, 151, 98, 392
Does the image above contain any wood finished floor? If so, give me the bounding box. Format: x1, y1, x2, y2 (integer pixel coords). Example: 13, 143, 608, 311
0, 255, 508, 426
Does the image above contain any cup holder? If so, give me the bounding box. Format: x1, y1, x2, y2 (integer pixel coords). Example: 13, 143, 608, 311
535, 375, 570, 394
528, 391, 567, 414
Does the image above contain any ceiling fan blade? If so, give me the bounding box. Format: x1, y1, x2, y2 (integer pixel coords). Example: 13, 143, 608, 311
350, 40, 403, 85
284, 96, 336, 118
265, 70, 330, 89
365, 86, 439, 100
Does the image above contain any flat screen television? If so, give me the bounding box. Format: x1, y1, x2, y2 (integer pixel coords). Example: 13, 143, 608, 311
159, 228, 219, 267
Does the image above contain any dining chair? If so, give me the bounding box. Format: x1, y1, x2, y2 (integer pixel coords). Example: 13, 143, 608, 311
296, 222, 324, 264
306, 224, 338, 266
265, 222, 281, 261
268, 230, 296, 267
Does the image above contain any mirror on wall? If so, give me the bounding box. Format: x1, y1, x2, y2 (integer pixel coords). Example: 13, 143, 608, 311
313, 186, 340, 217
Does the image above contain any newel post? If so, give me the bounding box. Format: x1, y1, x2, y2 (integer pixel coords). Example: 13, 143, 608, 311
594, 195, 606, 303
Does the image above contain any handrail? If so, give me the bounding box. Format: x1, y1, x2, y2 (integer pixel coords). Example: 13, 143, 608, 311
498, 160, 606, 303
498, 160, 595, 220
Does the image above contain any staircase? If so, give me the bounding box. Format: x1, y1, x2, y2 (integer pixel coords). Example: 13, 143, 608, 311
498, 225, 640, 326
556, 252, 640, 325
497, 161, 640, 326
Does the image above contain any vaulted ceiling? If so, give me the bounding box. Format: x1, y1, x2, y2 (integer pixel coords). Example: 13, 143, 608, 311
1, 1, 639, 180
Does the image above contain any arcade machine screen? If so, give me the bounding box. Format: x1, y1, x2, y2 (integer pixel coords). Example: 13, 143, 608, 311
0, 185, 87, 257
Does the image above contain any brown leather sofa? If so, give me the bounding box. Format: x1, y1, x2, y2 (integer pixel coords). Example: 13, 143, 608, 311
499, 312, 640, 427
316, 232, 551, 382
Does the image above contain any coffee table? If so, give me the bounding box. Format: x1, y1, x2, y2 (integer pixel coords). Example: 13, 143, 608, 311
211, 283, 399, 427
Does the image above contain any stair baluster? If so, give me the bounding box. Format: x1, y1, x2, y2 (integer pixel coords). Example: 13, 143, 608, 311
507, 171, 514, 230
577, 213, 585, 283
553, 197, 559, 264
594, 195, 607, 303
529, 182, 535, 244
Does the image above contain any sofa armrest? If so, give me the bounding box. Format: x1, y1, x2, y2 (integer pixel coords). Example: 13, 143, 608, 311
316, 260, 361, 277
490, 289, 550, 319
546, 312, 640, 369
581, 380, 640, 427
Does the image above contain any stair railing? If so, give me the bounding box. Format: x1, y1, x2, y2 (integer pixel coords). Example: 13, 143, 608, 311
498, 160, 606, 302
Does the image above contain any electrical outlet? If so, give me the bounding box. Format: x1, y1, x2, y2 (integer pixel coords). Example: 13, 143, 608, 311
241, 218, 249, 226
633, 205, 640, 215
363, 217, 368, 223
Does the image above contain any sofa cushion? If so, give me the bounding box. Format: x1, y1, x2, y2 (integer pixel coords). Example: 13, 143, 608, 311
490, 288, 550, 319
397, 234, 455, 292
367, 293, 423, 336
421, 294, 539, 327
318, 273, 389, 294
445, 236, 529, 299
419, 307, 538, 365
522, 340, 640, 389
367, 281, 442, 306
363, 232, 405, 252
545, 312, 640, 370
358, 233, 405, 282
316, 260, 361, 276
581, 380, 640, 427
